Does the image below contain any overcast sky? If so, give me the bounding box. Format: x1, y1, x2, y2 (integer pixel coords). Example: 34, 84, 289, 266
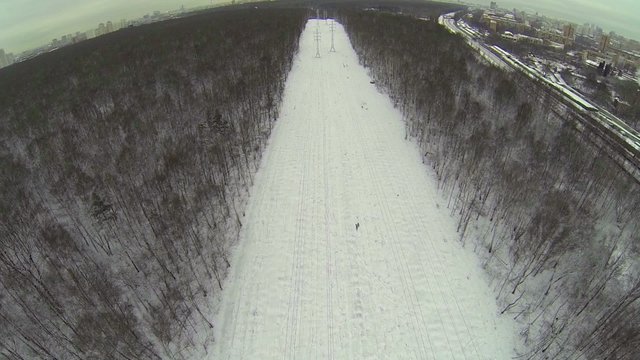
1, 0, 639, 54
0, 0, 221, 53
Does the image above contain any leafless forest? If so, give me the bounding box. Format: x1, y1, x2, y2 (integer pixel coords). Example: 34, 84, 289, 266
341, 10, 640, 359
0, 8, 306, 359
2, 2, 638, 359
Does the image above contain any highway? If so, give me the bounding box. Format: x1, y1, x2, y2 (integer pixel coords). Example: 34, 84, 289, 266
438, 13, 512, 71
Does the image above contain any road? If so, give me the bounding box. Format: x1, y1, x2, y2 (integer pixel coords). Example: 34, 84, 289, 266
209, 19, 515, 359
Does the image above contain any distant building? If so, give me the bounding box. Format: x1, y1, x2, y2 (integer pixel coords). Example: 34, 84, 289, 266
546, 40, 565, 51
579, 23, 591, 36
106, 21, 114, 33
481, 11, 523, 32
490, 20, 497, 32
74, 32, 87, 43
517, 10, 527, 22
0, 49, 7, 68
600, 35, 610, 52
593, 26, 603, 39
540, 28, 566, 45
603, 49, 640, 72
96, 23, 106, 36
490, 1, 497, 10
582, 50, 590, 62
612, 53, 621, 66
515, 34, 543, 45
501, 31, 516, 41
60, 35, 70, 46
563, 24, 575, 45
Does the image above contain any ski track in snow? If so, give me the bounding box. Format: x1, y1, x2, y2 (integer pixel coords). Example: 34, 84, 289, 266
210, 19, 516, 360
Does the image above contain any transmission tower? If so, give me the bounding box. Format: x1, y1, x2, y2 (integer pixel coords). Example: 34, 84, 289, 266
314, 27, 321, 58
330, 20, 336, 52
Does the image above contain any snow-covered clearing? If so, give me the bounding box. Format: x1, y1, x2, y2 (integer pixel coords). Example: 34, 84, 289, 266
209, 19, 516, 359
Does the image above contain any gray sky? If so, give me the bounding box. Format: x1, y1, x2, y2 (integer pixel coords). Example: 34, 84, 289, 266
1, 0, 639, 54
0, 0, 221, 53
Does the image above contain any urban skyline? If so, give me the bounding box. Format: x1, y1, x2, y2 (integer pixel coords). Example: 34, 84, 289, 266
0, 0, 639, 62
0, 9, 188, 67
0, 0, 224, 54
482, 0, 640, 41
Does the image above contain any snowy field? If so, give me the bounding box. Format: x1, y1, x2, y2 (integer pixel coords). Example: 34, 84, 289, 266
209, 19, 516, 359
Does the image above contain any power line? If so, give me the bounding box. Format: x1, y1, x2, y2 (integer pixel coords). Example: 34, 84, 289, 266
314, 8, 321, 58
330, 20, 336, 52
315, 26, 321, 58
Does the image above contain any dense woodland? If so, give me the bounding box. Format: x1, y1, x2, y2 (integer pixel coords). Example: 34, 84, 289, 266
2, 1, 638, 358
0, 8, 306, 359
341, 11, 640, 359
